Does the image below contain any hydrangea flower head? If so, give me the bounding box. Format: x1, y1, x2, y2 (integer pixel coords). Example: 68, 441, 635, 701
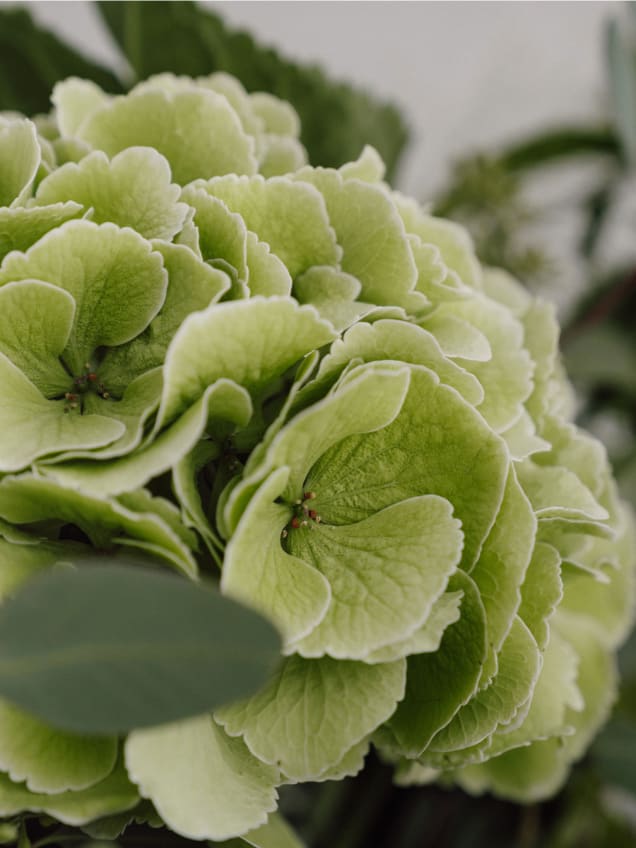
0, 73, 633, 841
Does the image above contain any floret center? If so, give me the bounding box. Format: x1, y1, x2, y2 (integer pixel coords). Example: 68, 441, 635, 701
62, 362, 112, 413
280, 490, 322, 540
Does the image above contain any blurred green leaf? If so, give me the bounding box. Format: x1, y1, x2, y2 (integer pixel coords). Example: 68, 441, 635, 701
0, 563, 281, 734
500, 128, 620, 172
545, 770, 636, 848
0, 7, 123, 115
562, 325, 636, 397
606, 17, 636, 166
593, 715, 636, 795
97, 1, 409, 180
580, 179, 619, 259
617, 453, 636, 509
499, 127, 620, 172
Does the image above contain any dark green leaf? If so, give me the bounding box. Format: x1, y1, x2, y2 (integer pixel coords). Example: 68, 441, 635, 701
0, 7, 123, 115
580, 179, 619, 259
562, 325, 636, 397
97, 1, 408, 181
593, 714, 636, 795
498, 127, 620, 172
0, 563, 281, 735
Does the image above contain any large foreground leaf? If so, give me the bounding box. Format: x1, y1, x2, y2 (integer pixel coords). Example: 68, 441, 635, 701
0, 564, 281, 734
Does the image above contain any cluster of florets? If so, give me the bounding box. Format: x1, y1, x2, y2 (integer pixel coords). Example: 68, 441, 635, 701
0, 72, 632, 842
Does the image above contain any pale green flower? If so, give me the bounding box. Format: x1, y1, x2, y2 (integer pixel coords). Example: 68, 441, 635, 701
0, 74, 632, 841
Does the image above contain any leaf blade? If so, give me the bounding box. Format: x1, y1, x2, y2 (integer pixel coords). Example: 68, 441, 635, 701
0, 563, 281, 734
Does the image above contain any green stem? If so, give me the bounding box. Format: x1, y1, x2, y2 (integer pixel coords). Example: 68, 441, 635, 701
434, 126, 621, 218
499, 127, 620, 172
517, 805, 541, 848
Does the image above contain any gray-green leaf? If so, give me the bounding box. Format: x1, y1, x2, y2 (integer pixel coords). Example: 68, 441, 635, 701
0, 564, 281, 734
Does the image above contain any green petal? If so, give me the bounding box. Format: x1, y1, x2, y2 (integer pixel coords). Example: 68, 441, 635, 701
0, 220, 168, 374
77, 88, 257, 184
180, 186, 249, 286
125, 716, 279, 841
0, 202, 82, 264
484, 629, 582, 759
234, 812, 307, 848
517, 461, 609, 523
481, 267, 531, 314
0, 699, 117, 793
431, 297, 534, 432
521, 300, 560, 425
427, 617, 541, 756
309, 319, 485, 408
173, 440, 223, 556
0, 353, 124, 472
222, 468, 332, 645
52, 137, 93, 166
339, 145, 385, 182
289, 496, 462, 660
193, 175, 340, 278
216, 654, 405, 781
0, 759, 138, 825
364, 591, 463, 664
295, 168, 426, 311
315, 738, 370, 782
559, 498, 636, 648
409, 234, 473, 303
0, 119, 40, 206
52, 78, 109, 137
0, 280, 76, 396
245, 232, 292, 297
47, 369, 162, 464
395, 200, 481, 289
156, 297, 335, 428
470, 470, 536, 682
518, 541, 563, 650
99, 241, 229, 394
231, 362, 410, 512
249, 92, 300, 138
44, 380, 252, 497
417, 312, 491, 361
453, 612, 617, 802
36, 148, 189, 240
501, 410, 551, 460
534, 417, 609, 501
294, 266, 373, 332
257, 135, 307, 178
384, 571, 487, 756
196, 72, 263, 136
0, 475, 197, 576
115, 489, 198, 552
309, 365, 508, 570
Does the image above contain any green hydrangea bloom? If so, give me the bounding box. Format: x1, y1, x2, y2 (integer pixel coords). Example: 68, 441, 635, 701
0, 72, 633, 840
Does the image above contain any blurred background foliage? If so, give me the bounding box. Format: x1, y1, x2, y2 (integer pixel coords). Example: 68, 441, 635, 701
0, 1, 635, 846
